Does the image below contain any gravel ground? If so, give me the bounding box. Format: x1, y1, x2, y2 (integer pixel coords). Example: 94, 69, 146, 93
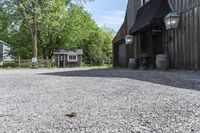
0, 68, 200, 133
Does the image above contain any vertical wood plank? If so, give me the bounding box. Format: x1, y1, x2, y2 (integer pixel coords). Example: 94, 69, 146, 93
189, 9, 194, 69
168, 30, 172, 68
163, 30, 167, 54
185, 11, 189, 69
171, 30, 175, 68
194, 7, 198, 69
164, 0, 200, 69
198, 6, 200, 68
178, 11, 182, 68
182, 13, 186, 69
167, 30, 171, 67
174, 29, 178, 68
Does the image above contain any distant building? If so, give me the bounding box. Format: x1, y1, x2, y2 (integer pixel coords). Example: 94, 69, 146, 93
0, 40, 12, 66
54, 49, 83, 67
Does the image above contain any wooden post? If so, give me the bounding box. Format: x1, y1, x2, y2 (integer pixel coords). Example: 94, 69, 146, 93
91, 60, 93, 66
46, 56, 49, 68
52, 58, 55, 68
18, 56, 21, 68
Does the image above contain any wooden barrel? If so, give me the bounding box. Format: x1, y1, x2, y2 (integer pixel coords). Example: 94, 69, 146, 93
129, 58, 138, 69
156, 54, 169, 70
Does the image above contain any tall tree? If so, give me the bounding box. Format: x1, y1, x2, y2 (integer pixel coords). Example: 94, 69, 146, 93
0, 1, 113, 66
4, 0, 93, 68
15, 0, 40, 68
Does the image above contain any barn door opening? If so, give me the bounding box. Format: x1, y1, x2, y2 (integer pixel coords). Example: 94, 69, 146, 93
139, 29, 164, 68
140, 31, 152, 68
152, 30, 163, 67
140, 31, 151, 56
118, 43, 127, 67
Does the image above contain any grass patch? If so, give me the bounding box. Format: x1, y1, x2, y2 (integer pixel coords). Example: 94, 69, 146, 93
0, 64, 113, 70
0, 61, 16, 69
79, 65, 112, 69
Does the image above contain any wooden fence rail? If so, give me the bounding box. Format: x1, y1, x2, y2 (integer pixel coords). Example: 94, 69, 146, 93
15, 57, 55, 68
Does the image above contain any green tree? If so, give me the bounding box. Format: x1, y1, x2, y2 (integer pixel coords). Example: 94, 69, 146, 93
1, 0, 93, 68
63, 5, 113, 65
0, 1, 113, 66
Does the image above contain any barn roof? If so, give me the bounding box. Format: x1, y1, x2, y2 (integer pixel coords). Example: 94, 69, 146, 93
112, 15, 127, 44
129, 0, 171, 34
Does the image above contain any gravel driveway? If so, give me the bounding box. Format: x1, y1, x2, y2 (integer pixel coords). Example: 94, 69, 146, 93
0, 68, 200, 133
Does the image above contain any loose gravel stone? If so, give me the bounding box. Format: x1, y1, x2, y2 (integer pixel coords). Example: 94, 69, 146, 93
0, 68, 200, 133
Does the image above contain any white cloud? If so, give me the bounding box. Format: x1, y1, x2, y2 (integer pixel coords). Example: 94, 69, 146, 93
92, 10, 126, 31
84, 0, 127, 31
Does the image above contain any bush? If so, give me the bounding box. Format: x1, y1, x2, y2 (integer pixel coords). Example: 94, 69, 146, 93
2, 61, 16, 68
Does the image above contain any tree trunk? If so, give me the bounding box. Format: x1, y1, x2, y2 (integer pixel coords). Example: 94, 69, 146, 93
32, 1, 38, 69
17, 0, 38, 69
32, 32, 38, 69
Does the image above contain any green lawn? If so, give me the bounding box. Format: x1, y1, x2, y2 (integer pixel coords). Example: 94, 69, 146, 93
0, 65, 113, 70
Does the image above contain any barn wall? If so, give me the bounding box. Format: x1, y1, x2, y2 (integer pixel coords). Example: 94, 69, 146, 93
125, 0, 142, 66
163, 1, 200, 69
113, 43, 118, 67
113, 22, 127, 67
118, 43, 127, 67
113, 0, 142, 67
168, 0, 200, 13
113, 39, 124, 67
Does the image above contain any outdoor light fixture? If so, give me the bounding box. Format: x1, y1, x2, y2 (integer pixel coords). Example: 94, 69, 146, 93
125, 35, 134, 45
164, 11, 180, 30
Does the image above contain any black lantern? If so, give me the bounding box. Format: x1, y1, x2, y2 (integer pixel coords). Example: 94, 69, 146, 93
125, 35, 134, 45
164, 11, 180, 30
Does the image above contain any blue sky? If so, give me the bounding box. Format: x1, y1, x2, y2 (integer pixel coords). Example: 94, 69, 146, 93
84, 0, 128, 31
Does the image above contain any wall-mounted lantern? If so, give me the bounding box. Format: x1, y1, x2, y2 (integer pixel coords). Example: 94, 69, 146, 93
164, 11, 180, 30
125, 35, 134, 45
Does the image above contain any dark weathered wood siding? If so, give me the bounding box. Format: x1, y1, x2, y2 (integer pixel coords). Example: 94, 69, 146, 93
118, 43, 127, 67
163, 0, 200, 69
126, 0, 141, 62
113, 0, 141, 67
112, 21, 127, 67
168, 0, 200, 13
114, 0, 200, 69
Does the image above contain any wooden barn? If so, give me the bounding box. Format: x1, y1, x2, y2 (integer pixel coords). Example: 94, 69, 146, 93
113, 0, 200, 70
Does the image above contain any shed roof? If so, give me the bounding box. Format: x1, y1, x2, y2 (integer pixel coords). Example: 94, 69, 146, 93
0, 40, 10, 47
129, 0, 171, 34
54, 49, 83, 55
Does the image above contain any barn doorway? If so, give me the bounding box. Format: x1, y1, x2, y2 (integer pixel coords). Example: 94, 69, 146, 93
140, 29, 164, 68
118, 43, 127, 67
140, 30, 152, 68
152, 30, 164, 67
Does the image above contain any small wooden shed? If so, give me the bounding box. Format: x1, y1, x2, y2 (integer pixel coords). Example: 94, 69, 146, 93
113, 0, 200, 70
54, 49, 83, 68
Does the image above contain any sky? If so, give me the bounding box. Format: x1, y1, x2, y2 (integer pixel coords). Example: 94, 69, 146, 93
84, 0, 128, 32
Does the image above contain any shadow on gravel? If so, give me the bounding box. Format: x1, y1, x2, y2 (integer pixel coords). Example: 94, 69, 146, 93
40, 69, 200, 91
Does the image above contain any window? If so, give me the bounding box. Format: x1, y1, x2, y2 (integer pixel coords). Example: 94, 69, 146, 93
141, 0, 150, 6
68, 55, 78, 62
